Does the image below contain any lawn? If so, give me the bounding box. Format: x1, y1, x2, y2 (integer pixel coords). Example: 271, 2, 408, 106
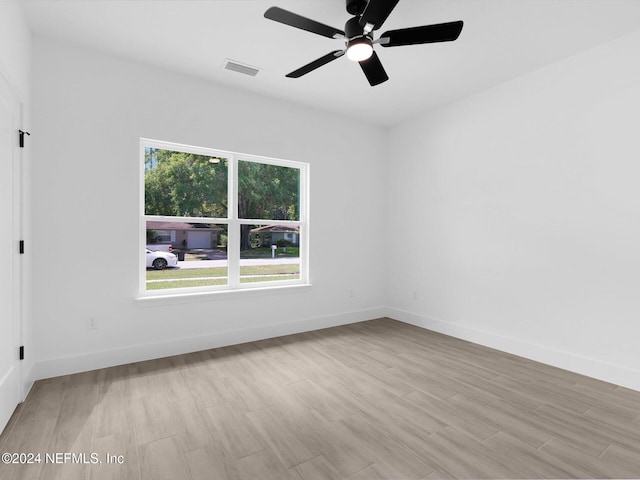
147, 267, 228, 280
146, 278, 228, 290
146, 263, 299, 290
240, 246, 300, 259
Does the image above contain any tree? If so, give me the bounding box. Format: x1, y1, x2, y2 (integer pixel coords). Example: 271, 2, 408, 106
238, 161, 299, 250
144, 148, 228, 218
145, 149, 299, 251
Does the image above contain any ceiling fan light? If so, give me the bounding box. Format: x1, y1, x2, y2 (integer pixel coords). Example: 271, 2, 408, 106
346, 38, 373, 61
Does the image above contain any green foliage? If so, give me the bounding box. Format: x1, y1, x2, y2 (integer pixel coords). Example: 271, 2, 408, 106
146, 229, 157, 243
238, 161, 299, 250
146, 278, 228, 290
144, 148, 301, 251
218, 232, 228, 248
238, 161, 299, 221
145, 148, 228, 217
240, 246, 299, 259
276, 239, 293, 248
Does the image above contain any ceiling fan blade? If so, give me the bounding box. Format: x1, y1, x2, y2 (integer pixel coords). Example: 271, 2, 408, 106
264, 6, 345, 39
359, 0, 400, 30
286, 50, 345, 78
359, 51, 388, 86
380, 21, 463, 47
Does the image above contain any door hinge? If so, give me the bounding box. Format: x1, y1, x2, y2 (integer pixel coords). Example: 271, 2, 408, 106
19, 130, 30, 148
19, 346, 24, 360
19, 240, 24, 254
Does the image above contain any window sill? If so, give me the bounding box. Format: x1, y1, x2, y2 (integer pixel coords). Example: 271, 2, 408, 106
135, 283, 312, 307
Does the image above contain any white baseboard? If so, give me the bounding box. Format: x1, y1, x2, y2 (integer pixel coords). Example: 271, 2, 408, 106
27, 305, 640, 393
21, 378, 34, 402
385, 307, 640, 392
29, 307, 387, 381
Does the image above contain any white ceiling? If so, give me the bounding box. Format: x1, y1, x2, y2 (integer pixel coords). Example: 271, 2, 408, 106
21, 0, 640, 127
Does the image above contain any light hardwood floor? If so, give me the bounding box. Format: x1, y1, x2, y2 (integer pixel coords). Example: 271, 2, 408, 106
1, 318, 640, 480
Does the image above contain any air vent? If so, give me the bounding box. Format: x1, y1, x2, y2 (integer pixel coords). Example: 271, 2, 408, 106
224, 59, 260, 77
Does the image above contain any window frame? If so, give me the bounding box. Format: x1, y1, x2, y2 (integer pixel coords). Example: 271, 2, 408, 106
139, 138, 309, 297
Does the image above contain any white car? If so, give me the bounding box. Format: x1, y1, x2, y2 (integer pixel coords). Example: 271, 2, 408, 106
146, 249, 178, 270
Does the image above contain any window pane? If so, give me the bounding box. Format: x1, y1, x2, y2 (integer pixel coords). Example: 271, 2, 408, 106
238, 160, 300, 220
145, 147, 228, 217
146, 221, 228, 290
239, 224, 300, 284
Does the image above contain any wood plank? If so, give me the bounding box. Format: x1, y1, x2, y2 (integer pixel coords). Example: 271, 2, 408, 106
204, 400, 267, 460
184, 445, 240, 480
338, 414, 434, 479
303, 411, 374, 478
246, 405, 316, 468
0, 418, 56, 480
535, 403, 640, 454
600, 444, 640, 470
405, 390, 499, 441
130, 393, 180, 446
540, 437, 639, 478
290, 455, 343, 480
235, 448, 296, 480
447, 394, 552, 448
347, 463, 394, 480
8, 376, 69, 426
138, 436, 190, 480
91, 433, 140, 480
482, 431, 583, 478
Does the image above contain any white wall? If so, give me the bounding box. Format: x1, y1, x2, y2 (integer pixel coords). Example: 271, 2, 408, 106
27, 28, 640, 391
386, 30, 640, 390
30, 38, 387, 379
0, 1, 33, 399
0, 2, 31, 101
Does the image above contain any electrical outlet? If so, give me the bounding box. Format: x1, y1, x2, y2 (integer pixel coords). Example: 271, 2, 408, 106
412, 291, 418, 300
348, 289, 355, 298
87, 318, 97, 329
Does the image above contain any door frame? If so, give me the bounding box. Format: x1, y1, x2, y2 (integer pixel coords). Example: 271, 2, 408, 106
0, 69, 24, 433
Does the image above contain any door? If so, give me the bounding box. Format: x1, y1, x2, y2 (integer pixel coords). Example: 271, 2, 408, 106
187, 230, 211, 249
0, 74, 22, 434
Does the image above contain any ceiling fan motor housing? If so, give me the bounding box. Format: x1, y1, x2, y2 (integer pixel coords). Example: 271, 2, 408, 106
344, 16, 374, 61
346, 0, 367, 16
345, 16, 369, 40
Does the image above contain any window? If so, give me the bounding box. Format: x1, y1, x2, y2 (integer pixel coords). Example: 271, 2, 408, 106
153, 230, 175, 244
141, 139, 308, 295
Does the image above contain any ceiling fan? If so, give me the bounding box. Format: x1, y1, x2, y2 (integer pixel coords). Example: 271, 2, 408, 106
264, 0, 464, 86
